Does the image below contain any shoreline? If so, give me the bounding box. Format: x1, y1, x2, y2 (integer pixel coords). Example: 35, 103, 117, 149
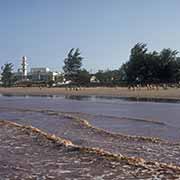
0, 87, 180, 100
1, 119, 180, 179
1, 95, 180, 178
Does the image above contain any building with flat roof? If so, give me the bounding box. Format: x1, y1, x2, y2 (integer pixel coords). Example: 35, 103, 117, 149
29, 68, 55, 82
13, 56, 63, 85
30, 67, 50, 74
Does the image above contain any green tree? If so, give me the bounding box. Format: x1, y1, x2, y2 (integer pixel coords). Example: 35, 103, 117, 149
76, 69, 91, 85
118, 63, 128, 82
175, 57, 180, 82
121, 43, 179, 85
1, 63, 14, 87
55, 74, 64, 83
95, 70, 118, 85
63, 48, 83, 83
95, 70, 107, 83
158, 48, 178, 83
126, 43, 148, 84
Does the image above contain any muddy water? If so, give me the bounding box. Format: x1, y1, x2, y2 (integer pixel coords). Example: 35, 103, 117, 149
0, 95, 180, 142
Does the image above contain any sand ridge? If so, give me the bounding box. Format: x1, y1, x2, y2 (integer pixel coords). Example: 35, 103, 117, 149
1, 120, 180, 179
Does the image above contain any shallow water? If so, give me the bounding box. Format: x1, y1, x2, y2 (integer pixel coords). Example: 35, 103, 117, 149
0, 94, 180, 142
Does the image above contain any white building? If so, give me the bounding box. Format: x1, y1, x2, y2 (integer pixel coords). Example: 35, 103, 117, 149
29, 68, 50, 82
13, 56, 29, 81
13, 56, 63, 84
30, 67, 50, 74
29, 67, 62, 82
21, 56, 28, 79
90, 75, 99, 83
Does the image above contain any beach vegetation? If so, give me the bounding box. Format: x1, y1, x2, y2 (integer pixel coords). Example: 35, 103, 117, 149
1, 63, 14, 87
121, 43, 180, 85
63, 48, 83, 83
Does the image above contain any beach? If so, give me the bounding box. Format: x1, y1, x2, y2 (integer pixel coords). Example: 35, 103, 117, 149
1, 120, 180, 179
1, 88, 180, 179
0, 86, 180, 100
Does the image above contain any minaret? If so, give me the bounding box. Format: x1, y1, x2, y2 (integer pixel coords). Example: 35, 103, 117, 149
21, 56, 28, 80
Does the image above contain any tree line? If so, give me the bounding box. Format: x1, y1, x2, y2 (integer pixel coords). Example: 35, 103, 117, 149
120, 43, 180, 85
63, 44, 180, 87
1, 43, 180, 87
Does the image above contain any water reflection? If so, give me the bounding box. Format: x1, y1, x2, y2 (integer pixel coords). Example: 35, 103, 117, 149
1, 93, 180, 104
0, 93, 180, 142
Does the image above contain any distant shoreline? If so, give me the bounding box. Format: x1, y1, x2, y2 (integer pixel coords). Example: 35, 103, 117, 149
0, 87, 180, 100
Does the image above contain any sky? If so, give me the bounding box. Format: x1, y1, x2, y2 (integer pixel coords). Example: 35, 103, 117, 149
0, 0, 180, 72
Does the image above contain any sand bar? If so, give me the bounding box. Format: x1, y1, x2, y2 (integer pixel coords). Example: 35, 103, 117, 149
0, 87, 180, 100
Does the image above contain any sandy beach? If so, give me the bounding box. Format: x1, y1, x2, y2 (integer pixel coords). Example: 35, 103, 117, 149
1, 87, 180, 178
0, 87, 180, 99
1, 120, 180, 179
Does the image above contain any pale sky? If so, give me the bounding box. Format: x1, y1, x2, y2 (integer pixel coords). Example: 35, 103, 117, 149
0, 0, 180, 72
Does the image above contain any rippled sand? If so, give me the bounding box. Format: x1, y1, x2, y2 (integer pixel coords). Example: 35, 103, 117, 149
1, 120, 180, 179
1, 107, 180, 165
1, 92, 180, 179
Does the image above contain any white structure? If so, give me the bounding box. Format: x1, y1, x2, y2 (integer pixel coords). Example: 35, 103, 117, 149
90, 75, 99, 83
30, 67, 50, 74
29, 67, 60, 82
21, 56, 28, 79
13, 56, 63, 84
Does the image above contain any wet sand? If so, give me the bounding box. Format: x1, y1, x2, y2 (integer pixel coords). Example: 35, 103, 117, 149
1, 107, 180, 166
1, 94, 180, 142
1, 91, 180, 178
1, 87, 180, 99
1, 120, 180, 179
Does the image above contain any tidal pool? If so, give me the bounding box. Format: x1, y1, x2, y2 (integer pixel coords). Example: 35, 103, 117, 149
0, 94, 180, 142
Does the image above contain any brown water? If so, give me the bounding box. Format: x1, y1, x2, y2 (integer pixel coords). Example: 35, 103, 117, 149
0, 94, 180, 142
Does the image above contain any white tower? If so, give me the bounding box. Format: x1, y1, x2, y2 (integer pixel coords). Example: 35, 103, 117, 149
21, 56, 28, 80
